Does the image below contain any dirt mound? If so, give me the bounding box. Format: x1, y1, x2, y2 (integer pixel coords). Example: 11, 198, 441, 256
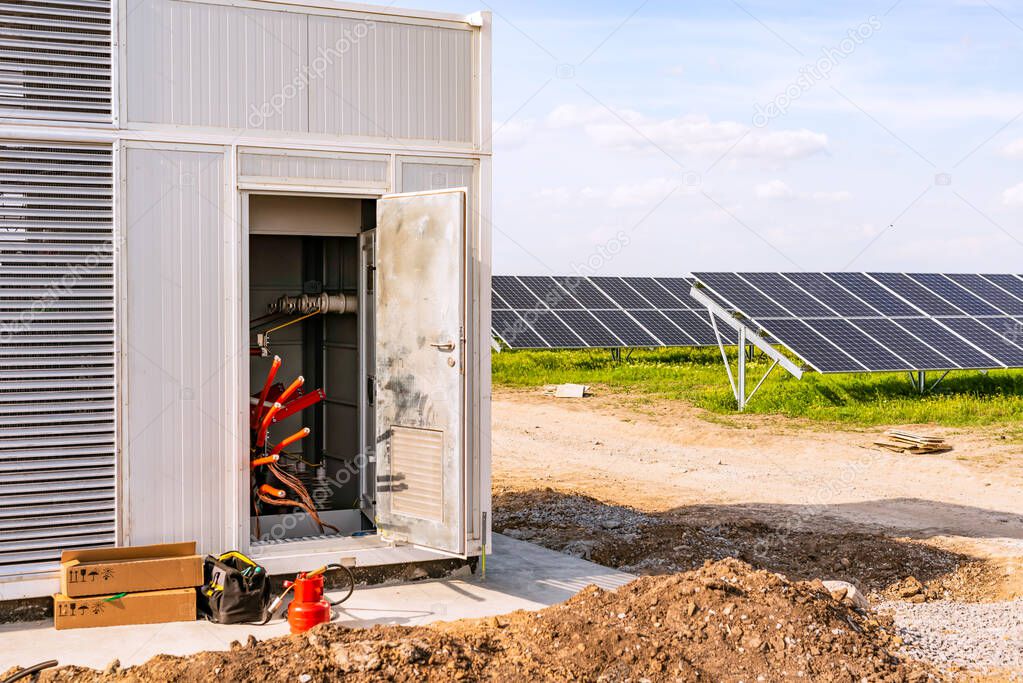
494, 488, 993, 602
35, 558, 935, 683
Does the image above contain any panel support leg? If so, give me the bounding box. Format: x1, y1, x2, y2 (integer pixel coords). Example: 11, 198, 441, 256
917, 370, 927, 394
928, 370, 950, 392
737, 327, 747, 411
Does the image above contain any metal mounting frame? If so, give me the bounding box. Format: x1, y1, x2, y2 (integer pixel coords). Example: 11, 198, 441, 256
907, 370, 950, 394
690, 287, 804, 410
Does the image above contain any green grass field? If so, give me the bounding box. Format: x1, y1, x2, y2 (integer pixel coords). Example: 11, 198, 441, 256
491, 347, 1023, 428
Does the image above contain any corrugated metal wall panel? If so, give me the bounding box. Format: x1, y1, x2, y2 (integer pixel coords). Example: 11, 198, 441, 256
0, 140, 115, 578
122, 146, 232, 554
401, 161, 473, 193
124, 1, 474, 144
239, 149, 389, 188
125, 0, 307, 130
309, 16, 473, 143
0, 0, 112, 122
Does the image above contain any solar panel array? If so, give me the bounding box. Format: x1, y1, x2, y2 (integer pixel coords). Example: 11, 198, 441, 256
491, 276, 720, 349
692, 273, 1023, 373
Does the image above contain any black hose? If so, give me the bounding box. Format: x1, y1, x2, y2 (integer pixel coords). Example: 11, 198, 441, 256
323, 563, 356, 606
1, 660, 58, 683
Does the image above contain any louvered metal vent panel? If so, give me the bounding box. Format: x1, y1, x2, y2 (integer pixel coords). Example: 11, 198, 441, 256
0, 0, 112, 122
0, 140, 115, 577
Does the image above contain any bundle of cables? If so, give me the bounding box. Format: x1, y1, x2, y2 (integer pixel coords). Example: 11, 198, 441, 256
251, 356, 336, 536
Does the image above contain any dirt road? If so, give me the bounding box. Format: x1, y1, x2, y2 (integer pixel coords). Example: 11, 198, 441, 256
492, 388, 1023, 569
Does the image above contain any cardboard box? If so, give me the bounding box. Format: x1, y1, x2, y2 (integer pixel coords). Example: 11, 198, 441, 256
60, 542, 203, 598
53, 588, 196, 630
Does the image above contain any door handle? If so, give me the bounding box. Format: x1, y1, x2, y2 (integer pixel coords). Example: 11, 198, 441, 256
430, 341, 456, 352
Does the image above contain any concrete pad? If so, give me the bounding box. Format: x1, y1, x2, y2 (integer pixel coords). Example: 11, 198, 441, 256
0, 535, 634, 672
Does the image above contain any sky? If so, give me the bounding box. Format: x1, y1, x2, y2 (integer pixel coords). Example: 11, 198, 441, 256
397, 0, 1023, 276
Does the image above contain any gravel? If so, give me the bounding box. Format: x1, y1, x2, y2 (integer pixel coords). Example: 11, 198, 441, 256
880, 599, 1023, 677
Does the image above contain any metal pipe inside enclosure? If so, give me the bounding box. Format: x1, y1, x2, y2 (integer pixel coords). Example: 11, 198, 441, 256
269, 293, 358, 316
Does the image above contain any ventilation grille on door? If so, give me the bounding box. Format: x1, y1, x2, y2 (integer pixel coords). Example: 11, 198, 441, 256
0, 141, 115, 577
389, 426, 444, 523
0, 0, 112, 122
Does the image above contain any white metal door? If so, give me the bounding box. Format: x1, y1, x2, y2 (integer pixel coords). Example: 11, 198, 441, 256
374, 189, 466, 555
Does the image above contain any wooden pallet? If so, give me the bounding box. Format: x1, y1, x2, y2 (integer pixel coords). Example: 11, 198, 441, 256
874, 430, 952, 455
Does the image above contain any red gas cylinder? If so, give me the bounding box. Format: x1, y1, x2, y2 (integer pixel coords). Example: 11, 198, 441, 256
287, 572, 331, 633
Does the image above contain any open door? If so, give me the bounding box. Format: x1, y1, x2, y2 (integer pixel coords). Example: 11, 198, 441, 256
374, 189, 467, 555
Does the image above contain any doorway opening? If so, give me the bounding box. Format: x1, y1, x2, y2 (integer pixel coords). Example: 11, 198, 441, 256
246, 194, 376, 545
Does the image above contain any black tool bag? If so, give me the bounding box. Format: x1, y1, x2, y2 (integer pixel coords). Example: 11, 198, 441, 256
197, 551, 271, 624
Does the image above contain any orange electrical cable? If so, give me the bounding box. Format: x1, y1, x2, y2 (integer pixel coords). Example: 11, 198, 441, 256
259, 402, 282, 433
277, 376, 304, 406
251, 454, 279, 468
259, 484, 286, 498
270, 427, 310, 456
254, 356, 281, 428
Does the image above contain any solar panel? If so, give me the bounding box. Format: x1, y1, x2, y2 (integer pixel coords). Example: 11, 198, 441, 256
589, 277, 650, 309
825, 273, 919, 316
518, 276, 582, 309
591, 310, 659, 346
491, 276, 721, 349
740, 272, 834, 318
783, 272, 877, 317
906, 274, 1000, 316
492, 276, 543, 309
491, 310, 547, 348
622, 277, 683, 309
695, 272, 789, 318
895, 317, 1000, 370
869, 273, 962, 316
983, 274, 1023, 302
527, 311, 586, 348
554, 310, 622, 347
946, 274, 1023, 316
693, 272, 1023, 374
938, 317, 1023, 366
662, 310, 719, 345
492, 291, 512, 310
849, 318, 956, 371
803, 318, 906, 371
655, 277, 709, 308
552, 276, 615, 308
762, 319, 865, 372
629, 309, 697, 346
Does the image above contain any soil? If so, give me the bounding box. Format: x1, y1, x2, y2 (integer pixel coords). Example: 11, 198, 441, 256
488, 388, 1023, 680
29, 559, 937, 683
491, 388, 1023, 601
492, 488, 1005, 604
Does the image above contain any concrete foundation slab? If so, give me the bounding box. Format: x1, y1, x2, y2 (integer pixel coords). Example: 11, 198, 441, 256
0, 535, 634, 673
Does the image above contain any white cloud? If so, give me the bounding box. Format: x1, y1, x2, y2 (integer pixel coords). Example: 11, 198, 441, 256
607, 177, 683, 208
1002, 138, 1023, 159
491, 118, 535, 150
533, 186, 573, 203
1003, 181, 1023, 207
810, 190, 853, 202
754, 181, 851, 202
755, 179, 794, 200
546, 105, 828, 162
